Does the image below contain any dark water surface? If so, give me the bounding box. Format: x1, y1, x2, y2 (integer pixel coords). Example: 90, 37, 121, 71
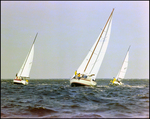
1, 79, 149, 118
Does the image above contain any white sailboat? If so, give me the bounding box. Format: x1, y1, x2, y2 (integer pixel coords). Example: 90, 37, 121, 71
70, 9, 114, 87
13, 33, 38, 85
110, 45, 131, 85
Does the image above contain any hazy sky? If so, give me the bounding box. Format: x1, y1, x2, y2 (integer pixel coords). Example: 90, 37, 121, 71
1, 1, 149, 79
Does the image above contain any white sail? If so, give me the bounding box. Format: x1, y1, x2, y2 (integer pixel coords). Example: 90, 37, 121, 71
17, 45, 34, 77
116, 46, 130, 81
76, 9, 114, 80
17, 33, 38, 78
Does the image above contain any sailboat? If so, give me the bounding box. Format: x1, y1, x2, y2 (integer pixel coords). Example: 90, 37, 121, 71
109, 45, 131, 85
70, 9, 114, 87
13, 33, 38, 85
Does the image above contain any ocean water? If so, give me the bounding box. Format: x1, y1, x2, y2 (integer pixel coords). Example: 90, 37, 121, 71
1, 79, 149, 118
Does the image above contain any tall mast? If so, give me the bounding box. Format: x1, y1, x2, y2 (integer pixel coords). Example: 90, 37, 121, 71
84, 9, 114, 72
32, 32, 38, 45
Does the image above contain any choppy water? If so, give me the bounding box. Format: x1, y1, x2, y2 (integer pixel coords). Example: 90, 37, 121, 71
1, 79, 149, 118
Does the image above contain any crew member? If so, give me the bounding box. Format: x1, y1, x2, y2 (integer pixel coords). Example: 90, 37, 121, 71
75, 70, 77, 76
78, 73, 81, 79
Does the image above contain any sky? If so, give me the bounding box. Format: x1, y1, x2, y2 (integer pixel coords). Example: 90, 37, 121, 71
1, 1, 149, 79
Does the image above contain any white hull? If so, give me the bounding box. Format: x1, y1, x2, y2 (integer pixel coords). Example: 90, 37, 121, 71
13, 79, 28, 85
70, 78, 97, 87
109, 81, 123, 86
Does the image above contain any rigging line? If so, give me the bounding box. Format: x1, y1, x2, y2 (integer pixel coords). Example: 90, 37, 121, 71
89, 17, 112, 74
20, 33, 38, 76
84, 8, 114, 73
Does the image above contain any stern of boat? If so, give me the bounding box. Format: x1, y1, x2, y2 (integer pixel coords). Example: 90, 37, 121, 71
109, 81, 123, 86
13, 79, 29, 85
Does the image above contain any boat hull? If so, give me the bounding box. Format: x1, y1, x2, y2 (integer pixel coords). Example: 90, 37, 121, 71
109, 81, 123, 86
13, 79, 28, 85
70, 78, 97, 87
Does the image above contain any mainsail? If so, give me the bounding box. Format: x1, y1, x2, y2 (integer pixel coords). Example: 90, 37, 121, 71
17, 33, 38, 78
116, 45, 131, 81
76, 9, 114, 80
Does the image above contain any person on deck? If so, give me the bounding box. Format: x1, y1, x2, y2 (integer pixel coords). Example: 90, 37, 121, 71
78, 73, 81, 79
75, 70, 77, 76
74, 70, 77, 78
16, 73, 18, 79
